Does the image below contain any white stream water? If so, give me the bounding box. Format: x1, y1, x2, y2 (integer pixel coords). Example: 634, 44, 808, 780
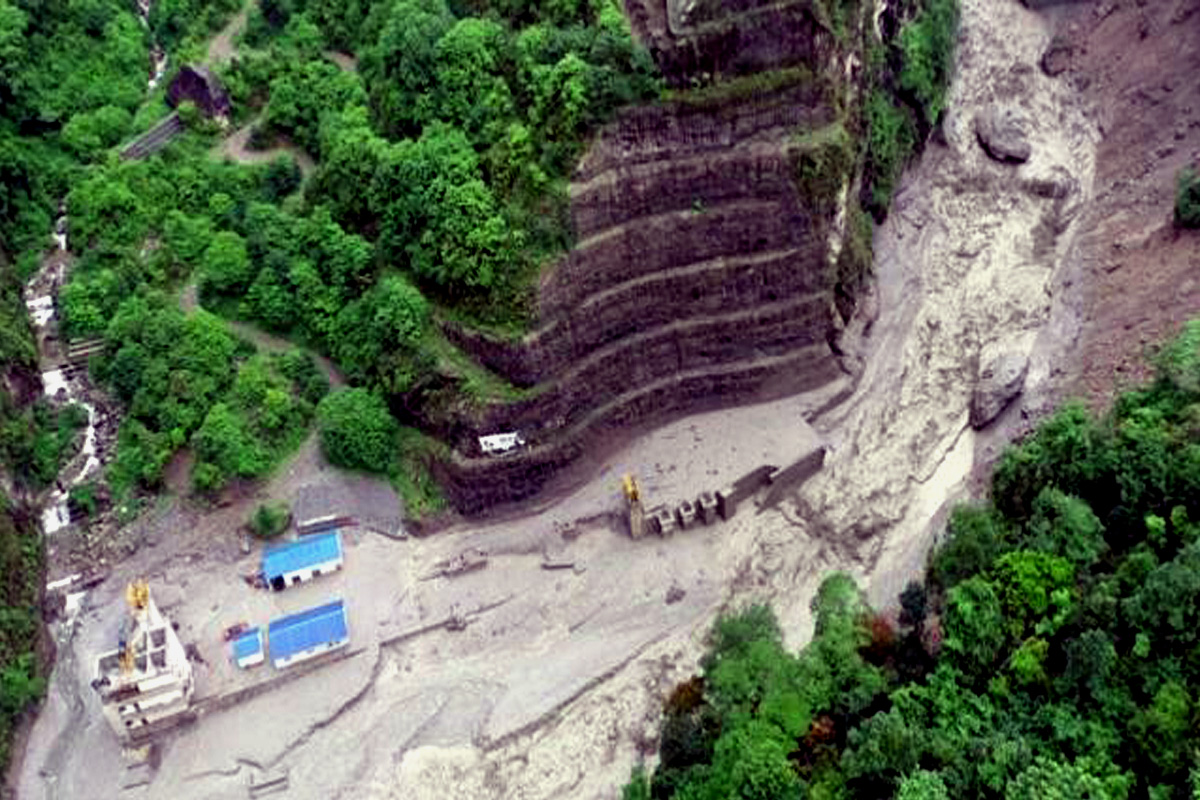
23, 211, 102, 536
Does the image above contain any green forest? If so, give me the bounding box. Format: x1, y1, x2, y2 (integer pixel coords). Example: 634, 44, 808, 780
625, 321, 1200, 799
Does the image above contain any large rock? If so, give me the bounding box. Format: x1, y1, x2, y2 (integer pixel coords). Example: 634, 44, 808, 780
975, 106, 1032, 164
970, 343, 1030, 429
1040, 36, 1073, 77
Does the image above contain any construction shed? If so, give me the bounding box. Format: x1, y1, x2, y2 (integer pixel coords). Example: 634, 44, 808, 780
267, 600, 349, 669
261, 532, 343, 592
232, 628, 264, 669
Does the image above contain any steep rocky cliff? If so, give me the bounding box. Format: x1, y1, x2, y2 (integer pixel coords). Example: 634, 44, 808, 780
430, 0, 871, 513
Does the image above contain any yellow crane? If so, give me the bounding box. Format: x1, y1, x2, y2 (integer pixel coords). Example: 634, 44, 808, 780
623, 474, 644, 539
119, 580, 150, 674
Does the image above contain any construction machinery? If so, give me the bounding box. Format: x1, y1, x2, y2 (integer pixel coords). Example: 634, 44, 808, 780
623, 474, 645, 539
94, 581, 195, 742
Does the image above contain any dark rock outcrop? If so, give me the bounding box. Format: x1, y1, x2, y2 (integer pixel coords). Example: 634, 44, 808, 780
167, 65, 230, 118
976, 105, 1032, 163
1040, 36, 1073, 76
970, 345, 1029, 429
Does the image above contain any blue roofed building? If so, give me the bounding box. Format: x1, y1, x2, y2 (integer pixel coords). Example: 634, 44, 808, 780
261, 531, 343, 592
267, 600, 349, 669
232, 628, 264, 669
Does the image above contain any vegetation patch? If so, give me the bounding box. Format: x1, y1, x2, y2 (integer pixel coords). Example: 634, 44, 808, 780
0, 400, 87, 491
1176, 166, 1200, 229
0, 496, 46, 769
626, 318, 1200, 798
316, 387, 398, 474
248, 500, 291, 539
663, 66, 817, 110
391, 427, 448, 520
792, 121, 855, 218
861, 0, 960, 219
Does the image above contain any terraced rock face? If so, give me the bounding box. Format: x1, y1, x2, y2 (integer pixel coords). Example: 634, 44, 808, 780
435, 1, 862, 513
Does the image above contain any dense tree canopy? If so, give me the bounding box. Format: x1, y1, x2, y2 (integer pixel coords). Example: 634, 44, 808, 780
628, 319, 1200, 799
315, 388, 398, 472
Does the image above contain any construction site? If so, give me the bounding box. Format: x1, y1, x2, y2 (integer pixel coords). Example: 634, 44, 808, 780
19, 388, 835, 799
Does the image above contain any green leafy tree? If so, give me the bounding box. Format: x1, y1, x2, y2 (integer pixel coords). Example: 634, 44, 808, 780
1006, 757, 1133, 800
191, 402, 268, 492
1024, 489, 1106, 568
993, 551, 1075, 637
705, 721, 802, 800
248, 501, 291, 539
432, 18, 515, 147
315, 388, 397, 472
200, 231, 252, 295
842, 708, 923, 793
61, 104, 132, 158
360, 0, 454, 138
942, 576, 1005, 676
898, 770, 950, 800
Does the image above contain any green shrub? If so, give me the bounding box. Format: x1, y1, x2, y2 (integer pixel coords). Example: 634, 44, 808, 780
865, 90, 917, 216
1176, 167, 1200, 229
248, 501, 291, 538
898, 0, 960, 126
68, 483, 99, 518
316, 388, 397, 473
176, 99, 201, 129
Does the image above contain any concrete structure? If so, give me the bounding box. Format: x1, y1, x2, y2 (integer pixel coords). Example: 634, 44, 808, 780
675, 499, 697, 529
267, 600, 349, 670
261, 531, 343, 592
166, 65, 230, 117
479, 432, 525, 455
92, 583, 194, 743
232, 628, 264, 669
647, 505, 677, 538
697, 491, 718, 524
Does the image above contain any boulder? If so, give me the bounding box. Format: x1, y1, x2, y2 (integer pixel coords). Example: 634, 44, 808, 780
970, 344, 1030, 428
1040, 37, 1073, 77
975, 106, 1032, 164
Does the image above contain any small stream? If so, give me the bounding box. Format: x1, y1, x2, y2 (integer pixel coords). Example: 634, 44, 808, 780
22, 209, 103, 536
21, 0, 166, 538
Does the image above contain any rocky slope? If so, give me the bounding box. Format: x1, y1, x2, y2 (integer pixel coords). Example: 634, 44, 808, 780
1049, 0, 1200, 405
433, 0, 868, 512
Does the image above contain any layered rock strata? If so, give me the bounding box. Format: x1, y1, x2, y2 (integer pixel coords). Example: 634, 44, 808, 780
433, 1, 863, 514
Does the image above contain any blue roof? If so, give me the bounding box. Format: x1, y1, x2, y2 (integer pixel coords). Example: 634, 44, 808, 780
232, 628, 263, 662
267, 600, 348, 662
262, 532, 342, 581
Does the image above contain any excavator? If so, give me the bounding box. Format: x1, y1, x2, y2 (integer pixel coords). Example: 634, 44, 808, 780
623, 474, 644, 539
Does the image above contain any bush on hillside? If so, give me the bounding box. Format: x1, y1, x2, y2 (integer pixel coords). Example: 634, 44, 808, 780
1176, 167, 1200, 229
248, 501, 290, 538
315, 388, 396, 473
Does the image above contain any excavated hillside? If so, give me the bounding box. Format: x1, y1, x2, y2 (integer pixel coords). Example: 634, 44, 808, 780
432, 0, 869, 513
